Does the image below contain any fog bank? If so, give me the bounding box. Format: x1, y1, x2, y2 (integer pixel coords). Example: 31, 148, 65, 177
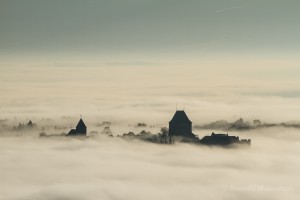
0, 128, 299, 200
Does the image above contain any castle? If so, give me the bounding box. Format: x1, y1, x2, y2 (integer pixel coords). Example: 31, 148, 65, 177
64, 110, 251, 146
200, 132, 251, 146
168, 110, 251, 146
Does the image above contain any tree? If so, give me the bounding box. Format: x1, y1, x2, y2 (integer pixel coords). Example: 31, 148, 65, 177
160, 127, 169, 143
160, 127, 169, 135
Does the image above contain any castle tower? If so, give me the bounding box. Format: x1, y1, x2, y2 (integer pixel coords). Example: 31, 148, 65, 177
169, 110, 194, 138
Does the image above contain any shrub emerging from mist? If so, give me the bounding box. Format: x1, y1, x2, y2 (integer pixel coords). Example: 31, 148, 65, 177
119, 128, 168, 143
136, 123, 147, 127
13, 120, 38, 131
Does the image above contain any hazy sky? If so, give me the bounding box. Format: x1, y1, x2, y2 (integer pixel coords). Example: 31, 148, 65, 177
1, 0, 300, 61
1, 0, 300, 123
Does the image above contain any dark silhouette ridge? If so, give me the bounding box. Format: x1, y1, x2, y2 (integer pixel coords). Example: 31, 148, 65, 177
67, 118, 87, 136
193, 118, 300, 131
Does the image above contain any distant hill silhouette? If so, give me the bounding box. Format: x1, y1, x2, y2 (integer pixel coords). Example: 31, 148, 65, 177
194, 118, 300, 131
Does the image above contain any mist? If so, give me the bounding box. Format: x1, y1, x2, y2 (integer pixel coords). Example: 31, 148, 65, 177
1, 58, 300, 124
1, 62, 300, 199
0, 127, 299, 200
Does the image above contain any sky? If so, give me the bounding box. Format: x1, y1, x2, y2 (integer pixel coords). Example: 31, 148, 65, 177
0, 0, 300, 124
1, 0, 300, 60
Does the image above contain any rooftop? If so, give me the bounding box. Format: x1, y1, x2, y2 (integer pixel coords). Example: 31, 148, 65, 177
76, 118, 86, 128
169, 110, 192, 123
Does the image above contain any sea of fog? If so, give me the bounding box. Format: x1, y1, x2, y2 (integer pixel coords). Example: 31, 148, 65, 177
0, 127, 299, 200
1, 62, 300, 199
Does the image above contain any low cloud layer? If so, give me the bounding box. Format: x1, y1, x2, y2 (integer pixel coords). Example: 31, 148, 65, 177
1, 62, 300, 124
1, 61, 300, 199
0, 127, 299, 200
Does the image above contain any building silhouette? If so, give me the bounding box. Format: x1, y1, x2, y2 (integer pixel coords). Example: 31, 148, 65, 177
168, 110, 251, 146
200, 132, 251, 146
67, 118, 87, 136
169, 110, 195, 138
